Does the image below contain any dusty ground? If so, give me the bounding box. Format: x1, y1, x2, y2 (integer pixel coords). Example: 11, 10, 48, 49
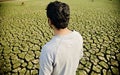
0, 0, 120, 75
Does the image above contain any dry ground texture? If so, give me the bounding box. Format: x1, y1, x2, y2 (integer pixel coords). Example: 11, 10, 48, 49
0, 0, 120, 75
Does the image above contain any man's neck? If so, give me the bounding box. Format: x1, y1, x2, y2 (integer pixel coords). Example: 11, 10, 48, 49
54, 28, 72, 36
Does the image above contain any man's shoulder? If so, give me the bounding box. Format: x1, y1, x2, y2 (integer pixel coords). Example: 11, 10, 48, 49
42, 37, 60, 53
74, 31, 83, 39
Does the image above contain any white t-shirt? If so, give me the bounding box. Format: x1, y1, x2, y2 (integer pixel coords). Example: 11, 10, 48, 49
39, 30, 83, 75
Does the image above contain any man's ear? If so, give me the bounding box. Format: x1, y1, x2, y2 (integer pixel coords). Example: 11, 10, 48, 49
48, 18, 52, 25
48, 18, 54, 29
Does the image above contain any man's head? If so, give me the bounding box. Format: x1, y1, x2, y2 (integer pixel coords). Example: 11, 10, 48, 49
46, 1, 70, 30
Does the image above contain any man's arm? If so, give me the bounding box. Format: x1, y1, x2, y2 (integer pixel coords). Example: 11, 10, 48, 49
39, 47, 53, 75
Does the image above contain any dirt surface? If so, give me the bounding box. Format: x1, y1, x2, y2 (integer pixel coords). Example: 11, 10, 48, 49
0, 0, 120, 75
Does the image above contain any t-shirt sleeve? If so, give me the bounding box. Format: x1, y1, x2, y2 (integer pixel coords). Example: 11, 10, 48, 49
39, 46, 54, 75
79, 34, 84, 58
80, 42, 84, 58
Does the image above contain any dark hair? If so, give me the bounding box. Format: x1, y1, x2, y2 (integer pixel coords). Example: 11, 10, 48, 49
46, 1, 70, 30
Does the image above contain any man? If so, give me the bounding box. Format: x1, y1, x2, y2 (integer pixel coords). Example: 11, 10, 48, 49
39, 1, 83, 75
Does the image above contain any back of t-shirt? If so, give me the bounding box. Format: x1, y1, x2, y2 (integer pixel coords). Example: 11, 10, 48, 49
52, 31, 83, 75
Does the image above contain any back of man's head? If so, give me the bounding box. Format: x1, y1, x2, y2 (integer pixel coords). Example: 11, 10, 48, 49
46, 1, 70, 30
